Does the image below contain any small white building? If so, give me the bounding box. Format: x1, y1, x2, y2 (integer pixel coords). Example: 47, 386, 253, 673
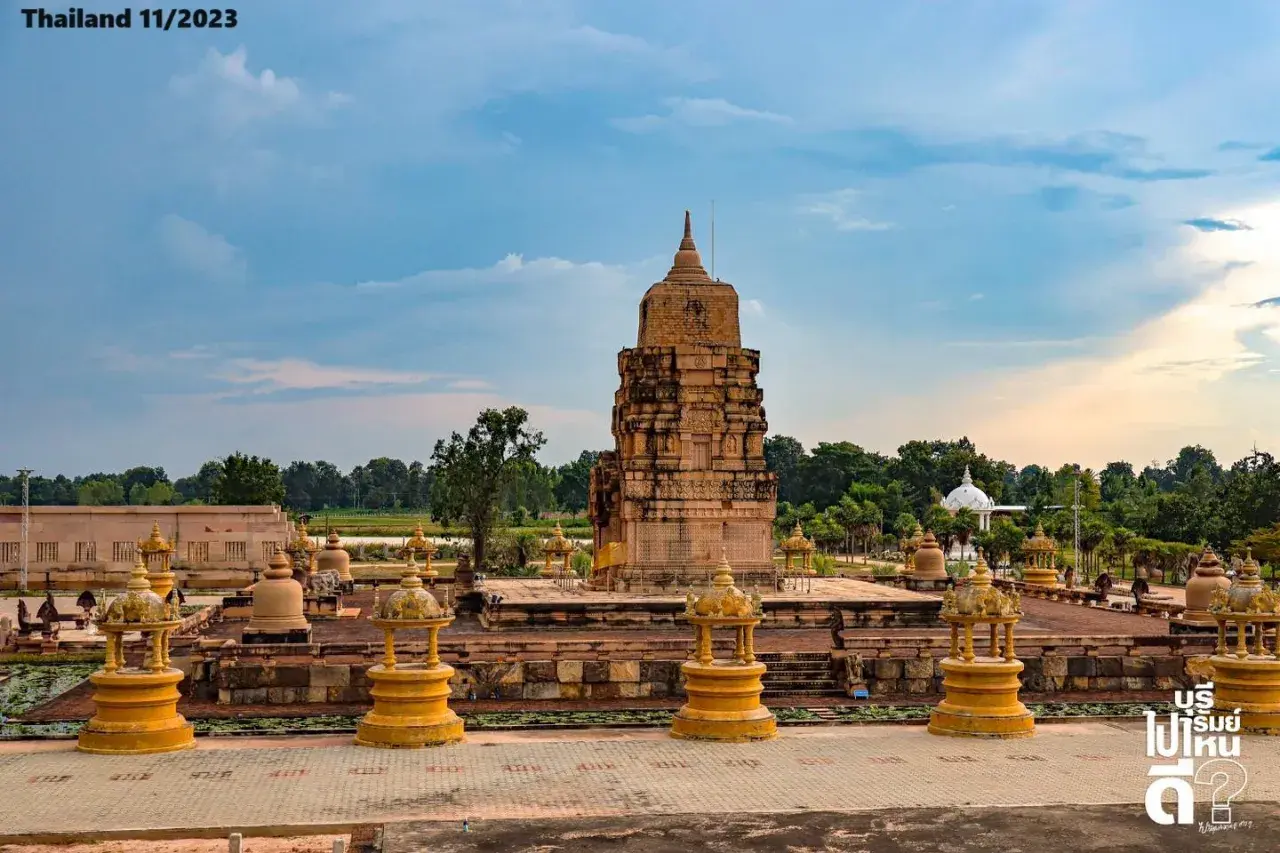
940, 466, 1027, 559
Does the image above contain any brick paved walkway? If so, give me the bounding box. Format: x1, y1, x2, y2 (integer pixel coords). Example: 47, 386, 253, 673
2, 723, 1278, 838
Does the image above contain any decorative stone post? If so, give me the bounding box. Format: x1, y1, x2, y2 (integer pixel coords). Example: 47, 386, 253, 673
541, 523, 574, 579
1207, 551, 1280, 733
780, 522, 816, 579
355, 554, 464, 748
929, 551, 1034, 739
316, 530, 354, 593
243, 546, 311, 644
1021, 522, 1059, 588
78, 553, 194, 754
1180, 547, 1232, 630
137, 522, 177, 601
670, 552, 777, 742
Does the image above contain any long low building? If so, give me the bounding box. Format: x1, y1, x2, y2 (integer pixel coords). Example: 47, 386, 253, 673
0, 505, 295, 590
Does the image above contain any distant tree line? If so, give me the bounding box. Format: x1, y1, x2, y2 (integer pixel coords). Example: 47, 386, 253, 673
0, 448, 603, 519
765, 436, 1280, 574
5, 423, 1278, 573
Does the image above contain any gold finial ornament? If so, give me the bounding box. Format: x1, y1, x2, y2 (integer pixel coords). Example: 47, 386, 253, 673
670, 550, 777, 742
780, 522, 816, 578
137, 521, 177, 600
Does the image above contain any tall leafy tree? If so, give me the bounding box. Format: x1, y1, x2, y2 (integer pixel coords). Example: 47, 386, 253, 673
212, 453, 285, 506
554, 450, 601, 514
428, 407, 546, 570
763, 435, 806, 504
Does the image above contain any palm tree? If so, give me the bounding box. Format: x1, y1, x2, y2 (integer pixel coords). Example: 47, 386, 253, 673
857, 502, 884, 562
1110, 527, 1135, 579
952, 507, 979, 560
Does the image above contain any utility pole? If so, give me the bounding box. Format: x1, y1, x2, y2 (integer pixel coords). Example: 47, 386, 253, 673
18, 468, 32, 593
1072, 464, 1081, 581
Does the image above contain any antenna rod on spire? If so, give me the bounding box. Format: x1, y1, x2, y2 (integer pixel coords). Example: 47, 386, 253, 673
711, 199, 716, 281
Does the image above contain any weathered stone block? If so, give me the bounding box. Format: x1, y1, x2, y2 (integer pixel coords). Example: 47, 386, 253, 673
1124, 677, 1154, 691
266, 687, 288, 704
583, 661, 610, 683
870, 679, 897, 695
242, 687, 268, 704
609, 660, 641, 682
1122, 657, 1155, 678
1066, 676, 1090, 691
310, 664, 350, 688
873, 659, 903, 680
306, 686, 329, 703
499, 663, 525, 685
640, 660, 679, 683
1067, 657, 1097, 678
272, 665, 310, 688
558, 683, 584, 700
904, 678, 932, 694
1095, 657, 1124, 678
904, 657, 934, 679
525, 661, 557, 683
1041, 656, 1067, 678
523, 682, 561, 700
1153, 657, 1186, 677
557, 660, 584, 683
617, 683, 641, 698
1093, 677, 1123, 691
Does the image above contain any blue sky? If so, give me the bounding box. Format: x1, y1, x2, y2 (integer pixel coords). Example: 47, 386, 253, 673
2, 0, 1279, 477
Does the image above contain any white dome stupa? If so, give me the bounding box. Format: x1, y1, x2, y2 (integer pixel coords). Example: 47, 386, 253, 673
942, 465, 995, 512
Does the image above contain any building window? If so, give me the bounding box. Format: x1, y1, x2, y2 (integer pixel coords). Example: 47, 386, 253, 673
224, 541, 246, 562
35, 542, 58, 562
112, 541, 135, 563
0, 542, 19, 564
187, 541, 210, 563
75, 542, 97, 562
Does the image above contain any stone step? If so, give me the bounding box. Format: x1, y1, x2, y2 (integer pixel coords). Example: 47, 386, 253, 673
762, 687, 845, 697
756, 652, 831, 663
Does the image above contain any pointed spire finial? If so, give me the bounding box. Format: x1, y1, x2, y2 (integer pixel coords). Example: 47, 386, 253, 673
667, 209, 709, 279
684, 209, 692, 240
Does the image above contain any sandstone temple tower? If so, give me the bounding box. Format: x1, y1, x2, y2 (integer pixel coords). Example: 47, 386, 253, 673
589, 212, 778, 592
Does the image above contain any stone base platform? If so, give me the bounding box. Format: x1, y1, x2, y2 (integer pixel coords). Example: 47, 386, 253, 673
479, 577, 941, 631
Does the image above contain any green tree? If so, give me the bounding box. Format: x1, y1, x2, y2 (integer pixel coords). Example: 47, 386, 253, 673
951, 507, 979, 560
893, 512, 919, 541
428, 407, 546, 571
553, 450, 600, 514
175, 461, 222, 504
212, 452, 285, 505
77, 478, 124, 506
763, 435, 807, 504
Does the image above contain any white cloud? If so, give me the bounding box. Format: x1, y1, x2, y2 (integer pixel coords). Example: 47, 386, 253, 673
448, 379, 494, 390
215, 358, 434, 393
943, 338, 1092, 350
744, 299, 765, 317
356, 253, 635, 291
169, 46, 348, 132
933, 199, 1280, 466
969, 293, 985, 301
156, 214, 246, 284
798, 189, 894, 232
613, 97, 791, 133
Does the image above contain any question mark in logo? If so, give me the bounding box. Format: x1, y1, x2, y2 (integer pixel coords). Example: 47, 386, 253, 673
1195, 759, 1248, 825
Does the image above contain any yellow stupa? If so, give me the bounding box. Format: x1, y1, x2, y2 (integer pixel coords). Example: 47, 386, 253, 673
137, 522, 176, 601
1021, 522, 1059, 587
355, 553, 463, 748
929, 550, 1035, 739
78, 552, 195, 755
670, 551, 776, 742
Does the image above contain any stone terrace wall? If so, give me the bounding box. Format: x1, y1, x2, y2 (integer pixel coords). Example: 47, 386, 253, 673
185, 636, 707, 705
837, 633, 1218, 696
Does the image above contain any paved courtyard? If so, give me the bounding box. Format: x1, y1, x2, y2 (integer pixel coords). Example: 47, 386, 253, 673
1, 722, 1278, 840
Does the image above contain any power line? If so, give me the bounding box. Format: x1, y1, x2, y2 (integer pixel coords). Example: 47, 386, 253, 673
18, 468, 32, 593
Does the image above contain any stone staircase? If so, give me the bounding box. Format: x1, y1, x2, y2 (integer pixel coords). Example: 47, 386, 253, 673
757, 651, 843, 698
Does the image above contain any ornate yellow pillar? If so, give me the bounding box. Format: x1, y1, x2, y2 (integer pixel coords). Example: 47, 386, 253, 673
929, 551, 1034, 739
137, 522, 176, 601
1021, 522, 1059, 588
671, 552, 776, 742
1207, 551, 1280, 733
78, 553, 195, 755
541, 523, 573, 579
356, 554, 464, 748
